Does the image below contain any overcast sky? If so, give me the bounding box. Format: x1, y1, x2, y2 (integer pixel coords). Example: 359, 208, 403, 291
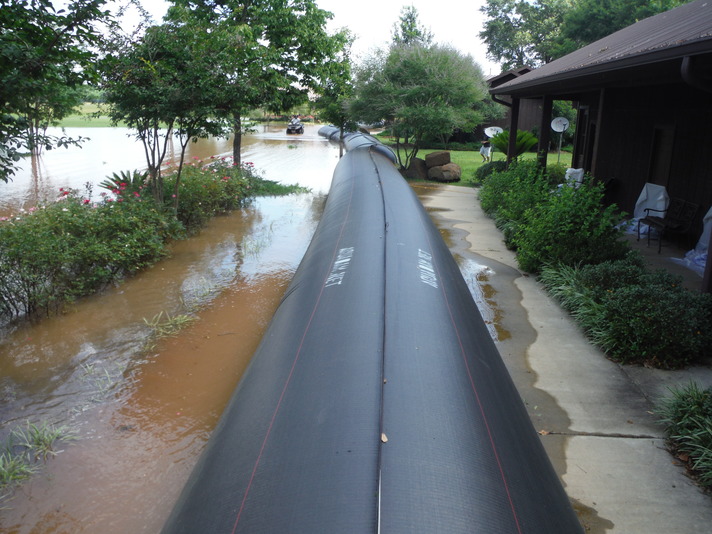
315, 0, 500, 76
136, 0, 501, 76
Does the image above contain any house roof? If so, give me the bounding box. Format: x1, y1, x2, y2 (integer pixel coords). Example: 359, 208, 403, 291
490, 0, 712, 97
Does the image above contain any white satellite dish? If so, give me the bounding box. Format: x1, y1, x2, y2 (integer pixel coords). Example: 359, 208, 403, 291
551, 117, 570, 133
484, 126, 503, 138
551, 117, 570, 163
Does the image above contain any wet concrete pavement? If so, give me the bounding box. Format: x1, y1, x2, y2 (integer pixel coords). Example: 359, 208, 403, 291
418, 184, 712, 533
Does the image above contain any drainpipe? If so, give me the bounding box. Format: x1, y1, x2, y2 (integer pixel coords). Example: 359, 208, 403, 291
681, 56, 712, 93
681, 56, 712, 293
491, 94, 512, 108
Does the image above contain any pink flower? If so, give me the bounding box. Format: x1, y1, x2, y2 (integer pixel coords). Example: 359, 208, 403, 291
133, 191, 140, 197
82, 199, 90, 204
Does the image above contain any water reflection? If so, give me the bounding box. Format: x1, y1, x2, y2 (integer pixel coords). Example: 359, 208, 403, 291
0, 124, 336, 533
0, 123, 339, 216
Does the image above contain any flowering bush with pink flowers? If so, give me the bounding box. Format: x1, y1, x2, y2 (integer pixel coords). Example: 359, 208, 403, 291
0, 184, 181, 319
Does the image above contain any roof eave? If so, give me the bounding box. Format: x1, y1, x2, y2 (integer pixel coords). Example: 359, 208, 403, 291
490, 41, 712, 97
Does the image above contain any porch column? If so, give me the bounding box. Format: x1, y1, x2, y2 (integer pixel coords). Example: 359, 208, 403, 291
537, 95, 553, 168
507, 97, 520, 166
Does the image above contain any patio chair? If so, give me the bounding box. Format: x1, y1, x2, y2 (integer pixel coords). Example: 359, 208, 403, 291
637, 197, 699, 253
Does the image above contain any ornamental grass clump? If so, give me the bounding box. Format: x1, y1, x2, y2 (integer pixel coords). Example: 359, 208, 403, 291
657, 382, 712, 489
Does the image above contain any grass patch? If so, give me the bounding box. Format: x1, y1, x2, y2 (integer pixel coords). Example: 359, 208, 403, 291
0, 421, 76, 492
59, 103, 119, 128
391, 146, 572, 186
657, 382, 712, 490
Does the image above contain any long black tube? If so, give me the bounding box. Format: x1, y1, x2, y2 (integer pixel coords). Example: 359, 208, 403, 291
161, 128, 583, 533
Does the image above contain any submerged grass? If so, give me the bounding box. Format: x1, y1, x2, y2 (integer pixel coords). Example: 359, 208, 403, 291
144, 311, 196, 339
0, 421, 77, 495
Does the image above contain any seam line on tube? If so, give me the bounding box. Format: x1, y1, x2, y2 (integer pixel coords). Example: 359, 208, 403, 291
230, 161, 358, 534
371, 151, 388, 534
417, 202, 524, 534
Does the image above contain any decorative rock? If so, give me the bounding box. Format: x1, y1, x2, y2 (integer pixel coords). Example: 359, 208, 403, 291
425, 151, 450, 168
442, 163, 462, 181
427, 163, 462, 183
405, 158, 428, 180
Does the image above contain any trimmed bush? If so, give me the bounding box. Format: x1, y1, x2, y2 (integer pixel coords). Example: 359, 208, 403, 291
540, 256, 712, 368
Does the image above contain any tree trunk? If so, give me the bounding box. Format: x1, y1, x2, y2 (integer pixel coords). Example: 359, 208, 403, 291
232, 113, 242, 166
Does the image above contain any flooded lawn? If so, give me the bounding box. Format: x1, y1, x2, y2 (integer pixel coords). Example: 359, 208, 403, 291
0, 124, 339, 533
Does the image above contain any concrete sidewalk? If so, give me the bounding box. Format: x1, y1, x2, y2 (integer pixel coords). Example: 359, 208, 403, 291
416, 184, 712, 533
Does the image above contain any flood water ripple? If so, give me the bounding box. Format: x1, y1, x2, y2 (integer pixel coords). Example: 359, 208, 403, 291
0, 124, 337, 533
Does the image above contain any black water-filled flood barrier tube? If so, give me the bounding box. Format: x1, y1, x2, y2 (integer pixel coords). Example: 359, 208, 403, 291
160, 128, 583, 533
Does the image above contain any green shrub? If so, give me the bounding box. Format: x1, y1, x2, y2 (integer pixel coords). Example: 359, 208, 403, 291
163, 159, 256, 233
513, 178, 628, 273
592, 282, 712, 368
496, 161, 552, 247
474, 160, 507, 183
478, 160, 544, 216
575, 250, 646, 291
0, 188, 179, 318
657, 383, 712, 489
545, 162, 568, 184
490, 129, 538, 158
0, 159, 299, 321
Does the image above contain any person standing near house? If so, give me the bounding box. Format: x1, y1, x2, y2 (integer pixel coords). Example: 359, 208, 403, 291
480, 139, 491, 162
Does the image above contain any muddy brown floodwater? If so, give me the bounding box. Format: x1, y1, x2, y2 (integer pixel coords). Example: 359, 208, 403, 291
0, 124, 339, 533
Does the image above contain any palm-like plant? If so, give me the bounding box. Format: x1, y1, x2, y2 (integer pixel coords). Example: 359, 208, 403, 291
490, 129, 538, 158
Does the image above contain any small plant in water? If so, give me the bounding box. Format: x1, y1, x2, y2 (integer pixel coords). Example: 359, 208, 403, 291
0, 420, 77, 494
144, 311, 196, 339
11, 421, 77, 461
0, 451, 36, 486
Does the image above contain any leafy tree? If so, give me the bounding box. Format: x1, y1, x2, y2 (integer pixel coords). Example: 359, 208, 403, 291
0, 0, 112, 182
166, 0, 347, 165
555, 0, 692, 56
479, 0, 572, 70
100, 22, 230, 206
313, 30, 358, 155
352, 44, 486, 170
481, 0, 692, 68
391, 5, 433, 47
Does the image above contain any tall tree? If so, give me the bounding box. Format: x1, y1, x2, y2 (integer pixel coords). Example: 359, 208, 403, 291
352, 44, 486, 170
481, 0, 692, 68
555, 0, 692, 56
0, 0, 112, 182
166, 0, 346, 166
313, 30, 357, 156
391, 5, 433, 47
479, 0, 572, 70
